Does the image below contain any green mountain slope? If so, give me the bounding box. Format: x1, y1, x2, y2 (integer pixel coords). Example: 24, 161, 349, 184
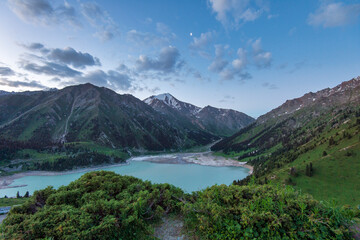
0, 83, 217, 151
212, 77, 360, 206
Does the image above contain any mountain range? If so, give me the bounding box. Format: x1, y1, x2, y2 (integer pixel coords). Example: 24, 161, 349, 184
144, 93, 254, 137
0, 83, 253, 151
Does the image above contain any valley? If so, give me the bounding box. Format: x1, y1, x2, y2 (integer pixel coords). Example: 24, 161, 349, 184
1, 1, 359, 238
1, 78, 359, 239
0, 84, 254, 176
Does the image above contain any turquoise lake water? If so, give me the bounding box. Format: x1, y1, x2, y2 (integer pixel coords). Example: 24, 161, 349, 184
1, 160, 249, 197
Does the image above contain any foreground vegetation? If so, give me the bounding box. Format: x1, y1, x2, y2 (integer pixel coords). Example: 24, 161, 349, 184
1, 171, 358, 239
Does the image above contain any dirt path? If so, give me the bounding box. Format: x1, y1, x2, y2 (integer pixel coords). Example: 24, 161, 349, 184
0, 103, 43, 129
153, 216, 189, 240
352, 224, 360, 240
0, 214, 7, 224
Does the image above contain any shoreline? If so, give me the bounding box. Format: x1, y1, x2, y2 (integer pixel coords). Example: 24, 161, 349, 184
0, 151, 252, 190
0, 161, 130, 190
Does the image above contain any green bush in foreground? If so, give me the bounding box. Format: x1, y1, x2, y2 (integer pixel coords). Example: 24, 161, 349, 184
183, 183, 356, 240
1, 171, 357, 239
1, 171, 185, 240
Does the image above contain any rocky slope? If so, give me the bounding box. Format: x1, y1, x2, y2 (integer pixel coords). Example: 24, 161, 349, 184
144, 93, 254, 136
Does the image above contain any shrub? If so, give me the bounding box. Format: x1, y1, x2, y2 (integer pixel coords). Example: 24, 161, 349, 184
183, 184, 355, 240
1, 171, 185, 240
1, 172, 356, 240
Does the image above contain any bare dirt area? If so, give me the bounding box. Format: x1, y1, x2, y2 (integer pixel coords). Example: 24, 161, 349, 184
153, 216, 189, 240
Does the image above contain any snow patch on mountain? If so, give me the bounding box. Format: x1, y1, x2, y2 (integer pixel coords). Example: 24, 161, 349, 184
144, 93, 201, 114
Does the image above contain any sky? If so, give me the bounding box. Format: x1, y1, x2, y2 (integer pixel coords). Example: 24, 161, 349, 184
0, 0, 359, 118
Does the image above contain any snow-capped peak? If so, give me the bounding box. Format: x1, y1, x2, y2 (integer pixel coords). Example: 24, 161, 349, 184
144, 93, 180, 109
144, 93, 202, 113
154, 93, 173, 101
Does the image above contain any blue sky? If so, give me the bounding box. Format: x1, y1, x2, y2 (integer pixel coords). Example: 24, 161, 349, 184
0, 0, 359, 117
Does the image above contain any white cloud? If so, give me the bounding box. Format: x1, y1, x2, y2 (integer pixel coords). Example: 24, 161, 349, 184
73, 70, 133, 91
127, 29, 169, 46
190, 31, 214, 49
208, 0, 269, 27
208, 45, 228, 73
156, 22, 171, 35
81, 2, 118, 40
209, 45, 250, 81
251, 38, 272, 68
8, 0, 80, 26
136, 46, 182, 73
308, 1, 360, 27
232, 48, 247, 71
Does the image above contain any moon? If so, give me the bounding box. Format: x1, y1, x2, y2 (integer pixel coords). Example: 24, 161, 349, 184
190, 32, 192, 36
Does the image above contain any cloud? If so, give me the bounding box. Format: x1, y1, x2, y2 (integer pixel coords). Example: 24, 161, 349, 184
251, 38, 272, 68
288, 27, 297, 36
72, 70, 132, 91
21, 60, 82, 77
21, 43, 100, 69
308, 1, 360, 28
156, 22, 171, 35
208, 0, 269, 27
127, 22, 175, 47
8, 0, 80, 26
24, 42, 46, 50
288, 60, 307, 74
190, 31, 214, 49
262, 82, 277, 90
232, 48, 247, 71
208, 45, 228, 73
0, 78, 45, 89
209, 45, 250, 81
127, 29, 168, 46
219, 68, 251, 81
219, 94, 235, 103
47, 47, 101, 69
81, 2, 118, 41
0, 67, 15, 76
136, 46, 182, 73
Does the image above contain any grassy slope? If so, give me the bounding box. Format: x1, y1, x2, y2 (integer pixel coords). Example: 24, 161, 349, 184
217, 111, 360, 207
0, 198, 28, 207
268, 118, 360, 206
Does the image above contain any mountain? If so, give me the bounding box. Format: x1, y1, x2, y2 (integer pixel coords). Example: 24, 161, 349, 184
0, 90, 10, 96
144, 93, 255, 137
212, 76, 360, 206
0, 83, 218, 151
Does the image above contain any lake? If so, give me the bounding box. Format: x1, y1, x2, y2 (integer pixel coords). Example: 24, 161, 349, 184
0, 155, 250, 197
